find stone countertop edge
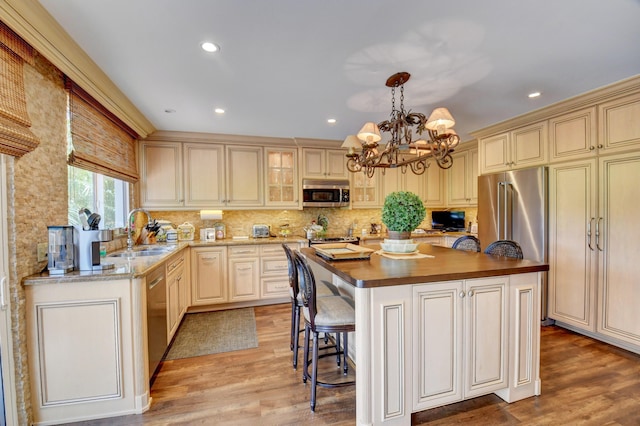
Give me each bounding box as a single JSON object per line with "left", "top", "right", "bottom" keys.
{"left": 359, "top": 231, "right": 478, "bottom": 240}
{"left": 23, "top": 237, "right": 307, "bottom": 285}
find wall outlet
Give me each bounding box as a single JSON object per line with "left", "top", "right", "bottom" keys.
{"left": 37, "top": 243, "right": 48, "bottom": 262}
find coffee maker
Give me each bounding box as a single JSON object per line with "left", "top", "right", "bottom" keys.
{"left": 74, "top": 226, "right": 115, "bottom": 271}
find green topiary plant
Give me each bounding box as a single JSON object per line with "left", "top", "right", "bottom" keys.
{"left": 381, "top": 191, "right": 426, "bottom": 236}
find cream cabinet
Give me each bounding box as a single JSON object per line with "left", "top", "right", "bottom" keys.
{"left": 447, "top": 147, "right": 478, "bottom": 206}
{"left": 598, "top": 92, "right": 640, "bottom": 154}
{"left": 139, "top": 141, "right": 183, "bottom": 208}
{"left": 549, "top": 152, "right": 640, "bottom": 351}
{"left": 191, "top": 246, "right": 228, "bottom": 305}
{"left": 228, "top": 245, "right": 260, "bottom": 302}
{"left": 596, "top": 152, "right": 640, "bottom": 348}
{"left": 166, "top": 250, "right": 188, "bottom": 340}
{"left": 378, "top": 165, "right": 445, "bottom": 207}
{"left": 478, "top": 121, "right": 547, "bottom": 174}
{"left": 302, "top": 148, "right": 348, "bottom": 179}
{"left": 412, "top": 276, "right": 508, "bottom": 410}
{"left": 226, "top": 145, "right": 263, "bottom": 207}
{"left": 260, "top": 243, "right": 299, "bottom": 299}
{"left": 183, "top": 143, "right": 225, "bottom": 207}
{"left": 549, "top": 107, "right": 598, "bottom": 162}
{"left": 548, "top": 159, "right": 598, "bottom": 331}
{"left": 25, "top": 278, "right": 148, "bottom": 424}
{"left": 264, "top": 147, "right": 299, "bottom": 208}
{"left": 140, "top": 141, "right": 263, "bottom": 209}
{"left": 351, "top": 171, "right": 382, "bottom": 208}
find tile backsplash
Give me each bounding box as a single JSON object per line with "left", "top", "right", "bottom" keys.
{"left": 145, "top": 206, "right": 478, "bottom": 239}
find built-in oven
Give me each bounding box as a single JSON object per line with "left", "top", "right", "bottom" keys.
{"left": 302, "top": 179, "right": 350, "bottom": 208}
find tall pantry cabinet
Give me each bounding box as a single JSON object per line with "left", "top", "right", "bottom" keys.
{"left": 548, "top": 90, "right": 640, "bottom": 351}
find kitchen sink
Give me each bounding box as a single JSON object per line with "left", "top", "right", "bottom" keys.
{"left": 109, "top": 246, "right": 176, "bottom": 258}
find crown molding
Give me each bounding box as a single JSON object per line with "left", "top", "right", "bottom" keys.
{"left": 0, "top": 0, "right": 155, "bottom": 138}
{"left": 471, "top": 74, "right": 640, "bottom": 139}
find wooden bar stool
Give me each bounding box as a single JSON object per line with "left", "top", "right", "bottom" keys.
{"left": 282, "top": 244, "right": 339, "bottom": 370}
{"left": 293, "top": 250, "right": 355, "bottom": 412}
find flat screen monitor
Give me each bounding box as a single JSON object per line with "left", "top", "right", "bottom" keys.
{"left": 431, "top": 210, "right": 466, "bottom": 231}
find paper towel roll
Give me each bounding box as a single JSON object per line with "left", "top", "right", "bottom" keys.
{"left": 200, "top": 210, "right": 223, "bottom": 220}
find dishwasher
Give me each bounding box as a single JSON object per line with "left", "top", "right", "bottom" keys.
{"left": 146, "top": 264, "right": 167, "bottom": 382}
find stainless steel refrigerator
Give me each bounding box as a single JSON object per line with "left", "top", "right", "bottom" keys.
{"left": 477, "top": 166, "right": 550, "bottom": 322}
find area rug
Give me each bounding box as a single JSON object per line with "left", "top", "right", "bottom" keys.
{"left": 165, "top": 308, "right": 258, "bottom": 360}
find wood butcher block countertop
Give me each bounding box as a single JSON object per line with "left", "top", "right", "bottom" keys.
{"left": 300, "top": 244, "right": 549, "bottom": 289}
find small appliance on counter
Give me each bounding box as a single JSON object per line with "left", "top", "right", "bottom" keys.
{"left": 252, "top": 224, "right": 270, "bottom": 238}
{"left": 74, "top": 226, "right": 114, "bottom": 271}
{"left": 47, "top": 225, "right": 75, "bottom": 274}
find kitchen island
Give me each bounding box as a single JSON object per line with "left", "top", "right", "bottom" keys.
{"left": 300, "top": 244, "right": 549, "bottom": 426}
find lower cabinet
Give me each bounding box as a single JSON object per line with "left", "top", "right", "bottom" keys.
{"left": 412, "top": 276, "right": 508, "bottom": 410}
{"left": 191, "top": 246, "right": 228, "bottom": 305}
{"left": 191, "top": 242, "right": 299, "bottom": 307}
{"left": 260, "top": 243, "right": 298, "bottom": 299}
{"left": 167, "top": 250, "right": 188, "bottom": 340}
{"left": 228, "top": 245, "right": 260, "bottom": 302}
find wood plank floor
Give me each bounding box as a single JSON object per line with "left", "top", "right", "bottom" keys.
{"left": 68, "top": 303, "right": 640, "bottom": 425}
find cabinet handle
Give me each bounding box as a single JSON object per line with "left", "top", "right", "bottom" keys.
{"left": 597, "top": 144, "right": 603, "bottom": 149}
{"left": 596, "top": 217, "right": 603, "bottom": 252}
{"left": 587, "top": 217, "right": 594, "bottom": 251}
{"left": 468, "top": 290, "right": 475, "bottom": 297}
{"left": 459, "top": 291, "right": 465, "bottom": 298}
{"left": 589, "top": 146, "right": 595, "bottom": 151}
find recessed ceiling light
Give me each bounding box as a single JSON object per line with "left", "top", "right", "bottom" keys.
{"left": 201, "top": 42, "right": 220, "bottom": 53}
{"left": 327, "top": 118, "right": 337, "bottom": 124}
{"left": 214, "top": 108, "right": 225, "bottom": 114}
{"left": 528, "top": 92, "right": 541, "bottom": 98}
{"left": 164, "top": 109, "right": 176, "bottom": 113}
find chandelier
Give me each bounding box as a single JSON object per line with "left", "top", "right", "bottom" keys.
{"left": 342, "top": 72, "right": 460, "bottom": 178}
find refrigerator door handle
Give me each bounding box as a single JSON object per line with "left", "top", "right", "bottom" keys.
{"left": 587, "top": 217, "right": 594, "bottom": 251}
{"left": 497, "top": 181, "right": 509, "bottom": 240}
{"left": 596, "top": 217, "right": 604, "bottom": 251}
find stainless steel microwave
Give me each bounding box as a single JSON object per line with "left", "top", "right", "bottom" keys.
{"left": 302, "top": 179, "right": 350, "bottom": 208}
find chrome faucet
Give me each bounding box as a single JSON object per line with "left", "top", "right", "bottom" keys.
{"left": 127, "top": 208, "right": 153, "bottom": 250}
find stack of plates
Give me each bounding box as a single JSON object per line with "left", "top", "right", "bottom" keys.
{"left": 380, "top": 239, "right": 419, "bottom": 254}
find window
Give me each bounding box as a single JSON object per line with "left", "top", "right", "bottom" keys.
{"left": 68, "top": 165, "right": 129, "bottom": 229}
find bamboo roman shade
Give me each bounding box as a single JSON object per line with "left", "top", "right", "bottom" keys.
{"left": 0, "top": 22, "right": 39, "bottom": 157}
{"left": 66, "top": 77, "right": 140, "bottom": 183}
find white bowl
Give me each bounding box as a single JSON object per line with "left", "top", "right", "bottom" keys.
{"left": 380, "top": 241, "right": 419, "bottom": 253}
{"left": 383, "top": 238, "right": 415, "bottom": 244}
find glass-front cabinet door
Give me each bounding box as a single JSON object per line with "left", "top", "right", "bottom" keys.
{"left": 265, "top": 147, "right": 299, "bottom": 208}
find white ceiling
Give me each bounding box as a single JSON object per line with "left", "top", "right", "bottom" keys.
{"left": 38, "top": 0, "right": 640, "bottom": 143}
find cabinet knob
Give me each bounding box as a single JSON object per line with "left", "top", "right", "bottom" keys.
{"left": 597, "top": 144, "right": 603, "bottom": 149}
{"left": 589, "top": 146, "right": 595, "bottom": 150}
{"left": 459, "top": 291, "right": 465, "bottom": 298}
{"left": 468, "top": 290, "right": 475, "bottom": 297}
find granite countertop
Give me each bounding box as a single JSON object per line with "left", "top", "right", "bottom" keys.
{"left": 23, "top": 236, "right": 307, "bottom": 285}
{"left": 301, "top": 245, "right": 548, "bottom": 289}
{"left": 359, "top": 231, "right": 477, "bottom": 241}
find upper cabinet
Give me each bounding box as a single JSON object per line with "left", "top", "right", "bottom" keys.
{"left": 377, "top": 162, "right": 446, "bottom": 208}
{"left": 302, "top": 148, "right": 348, "bottom": 179}
{"left": 351, "top": 171, "right": 382, "bottom": 208}
{"left": 225, "top": 145, "right": 264, "bottom": 207}
{"left": 447, "top": 146, "right": 478, "bottom": 207}
{"left": 478, "top": 121, "right": 547, "bottom": 174}
{"left": 549, "top": 107, "right": 597, "bottom": 162}
{"left": 598, "top": 92, "right": 640, "bottom": 155}
{"left": 139, "top": 141, "right": 184, "bottom": 208}
{"left": 264, "top": 148, "right": 299, "bottom": 208}
{"left": 183, "top": 143, "right": 225, "bottom": 207}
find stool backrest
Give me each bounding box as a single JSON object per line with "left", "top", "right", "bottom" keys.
{"left": 484, "top": 239, "right": 523, "bottom": 259}
{"left": 292, "top": 251, "right": 318, "bottom": 329}
{"left": 452, "top": 235, "right": 481, "bottom": 252}
{"left": 282, "top": 244, "right": 298, "bottom": 300}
